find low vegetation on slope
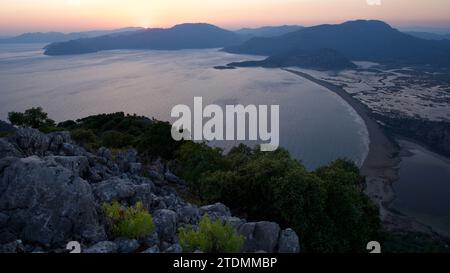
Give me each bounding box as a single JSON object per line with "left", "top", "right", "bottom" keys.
{"left": 173, "top": 142, "right": 380, "bottom": 252}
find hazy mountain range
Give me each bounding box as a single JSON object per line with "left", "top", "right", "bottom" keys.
{"left": 228, "top": 48, "right": 357, "bottom": 71}
{"left": 224, "top": 20, "right": 450, "bottom": 67}
{"left": 44, "top": 23, "right": 245, "bottom": 55}
{"left": 12, "top": 20, "right": 447, "bottom": 68}
{"left": 234, "top": 25, "right": 304, "bottom": 37}
{"left": 405, "top": 31, "right": 450, "bottom": 40}
{"left": 0, "top": 27, "right": 143, "bottom": 44}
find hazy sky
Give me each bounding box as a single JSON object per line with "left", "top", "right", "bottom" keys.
{"left": 1, "top": 0, "right": 450, "bottom": 35}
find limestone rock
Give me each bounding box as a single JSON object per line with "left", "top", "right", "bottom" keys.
{"left": 238, "top": 222, "right": 280, "bottom": 253}
{"left": 152, "top": 209, "right": 177, "bottom": 243}
{"left": 0, "top": 156, "right": 106, "bottom": 246}
{"left": 84, "top": 241, "right": 118, "bottom": 253}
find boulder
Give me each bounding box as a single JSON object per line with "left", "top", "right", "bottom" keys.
{"left": 88, "top": 162, "right": 113, "bottom": 183}
{"left": 115, "top": 238, "right": 140, "bottom": 253}
{"left": 146, "top": 194, "right": 167, "bottom": 212}
{"left": 225, "top": 217, "right": 246, "bottom": 230}
{"left": 47, "top": 131, "right": 72, "bottom": 154}
{"left": 152, "top": 209, "right": 177, "bottom": 243}
{"left": 277, "top": 228, "right": 300, "bottom": 253}
{"left": 0, "top": 240, "right": 24, "bottom": 253}
{"left": 0, "top": 156, "right": 106, "bottom": 246}
{"left": 115, "top": 149, "right": 138, "bottom": 172}
{"left": 84, "top": 241, "right": 118, "bottom": 253}
{"left": 0, "top": 138, "right": 22, "bottom": 158}
{"left": 129, "top": 163, "right": 142, "bottom": 175}
{"left": 177, "top": 204, "right": 201, "bottom": 225}
{"left": 44, "top": 156, "right": 89, "bottom": 178}
{"left": 141, "top": 232, "right": 160, "bottom": 248}
{"left": 98, "top": 147, "right": 112, "bottom": 161}
{"left": 163, "top": 193, "right": 183, "bottom": 210}
{"left": 92, "top": 177, "right": 136, "bottom": 203}
{"left": 60, "top": 143, "right": 86, "bottom": 157}
{"left": 141, "top": 245, "right": 160, "bottom": 253}
{"left": 147, "top": 160, "right": 165, "bottom": 182}
{"left": 200, "top": 203, "right": 231, "bottom": 219}
{"left": 238, "top": 222, "right": 280, "bottom": 253}
{"left": 164, "top": 243, "right": 182, "bottom": 253}
{"left": 129, "top": 183, "right": 154, "bottom": 209}
{"left": 12, "top": 127, "right": 49, "bottom": 156}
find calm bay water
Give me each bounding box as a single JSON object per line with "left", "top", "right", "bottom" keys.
{"left": 0, "top": 44, "right": 369, "bottom": 170}
{"left": 392, "top": 140, "right": 450, "bottom": 236}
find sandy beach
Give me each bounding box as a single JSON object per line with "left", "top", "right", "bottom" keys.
{"left": 283, "top": 68, "right": 441, "bottom": 236}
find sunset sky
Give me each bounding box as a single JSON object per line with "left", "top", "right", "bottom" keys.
{"left": 1, "top": 0, "right": 450, "bottom": 35}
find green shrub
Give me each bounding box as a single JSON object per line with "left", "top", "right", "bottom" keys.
{"left": 136, "top": 121, "right": 184, "bottom": 160}
{"left": 0, "top": 131, "right": 12, "bottom": 138}
{"left": 174, "top": 142, "right": 227, "bottom": 185}
{"left": 57, "top": 120, "right": 77, "bottom": 130}
{"left": 62, "top": 112, "right": 181, "bottom": 160}
{"left": 101, "top": 131, "right": 134, "bottom": 148}
{"left": 71, "top": 129, "right": 98, "bottom": 148}
{"left": 178, "top": 215, "right": 244, "bottom": 253}
{"left": 102, "top": 201, "right": 155, "bottom": 239}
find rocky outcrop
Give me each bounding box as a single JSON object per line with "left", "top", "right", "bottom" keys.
{"left": 0, "top": 138, "right": 22, "bottom": 158}
{"left": 0, "top": 156, "right": 106, "bottom": 246}
{"left": 0, "top": 126, "right": 300, "bottom": 253}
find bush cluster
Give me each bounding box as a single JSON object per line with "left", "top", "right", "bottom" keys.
{"left": 59, "top": 112, "right": 183, "bottom": 160}
{"left": 179, "top": 215, "right": 244, "bottom": 253}
{"left": 102, "top": 201, "right": 155, "bottom": 239}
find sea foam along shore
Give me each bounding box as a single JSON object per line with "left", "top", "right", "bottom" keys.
{"left": 283, "top": 68, "right": 439, "bottom": 237}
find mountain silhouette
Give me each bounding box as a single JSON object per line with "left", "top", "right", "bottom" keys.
{"left": 235, "top": 25, "right": 304, "bottom": 37}
{"left": 227, "top": 48, "right": 357, "bottom": 71}
{"left": 44, "top": 23, "right": 245, "bottom": 56}
{"left": 405, "top": 31, "right": 450, "bottom": 41}
{"left": 0, "top": 28, "right": 142, "bottom": 44}
{"left": 224, "top": 20, "right": 450, "bottom": 67}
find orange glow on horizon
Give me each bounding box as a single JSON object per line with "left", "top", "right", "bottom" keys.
{"left": 1, "top": 0, "right": 450, "bottom": 35}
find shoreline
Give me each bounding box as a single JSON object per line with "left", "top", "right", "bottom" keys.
{"left": 283, "top": 68, "right": 442, "bottom": 237}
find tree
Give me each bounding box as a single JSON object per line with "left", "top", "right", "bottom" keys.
{"left": 7, "top": 112, "right": 26, "bottom": 126}
{"left": 8, "top": 107, "right": 55, "bottom": 130}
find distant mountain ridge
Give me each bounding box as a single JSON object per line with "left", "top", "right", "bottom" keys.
{"left": 224, "top": 20, "right": 450, "bottom": 67}
{"left": 0, "top": 27, "right": 143, "bottom": 44}
{"left": 234, "top": 25, "right": 304, "bottom": 37}
{"left": 405, "top": 31, "right": 450, "bottom": 41}
{"left": 227, "top": 48, "right": 357, "bottom": 71}
{"left": 44, "top": 23, "right": 245, "bottom": 56}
